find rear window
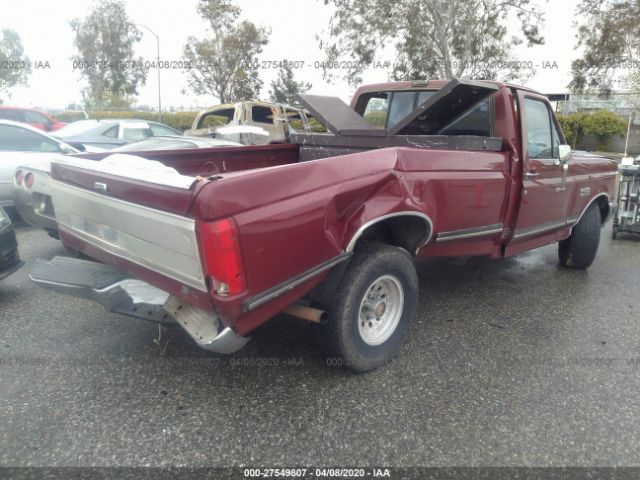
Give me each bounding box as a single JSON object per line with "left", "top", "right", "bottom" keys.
{"left": 103, "top": 126, "right": 118, "bottom": 138}
{"left": 122, "top": 128, "right": 153, "bottom": 140}
{"left": 358, "top": 92, "right": 389, "bottom": 127}
{"left": 286, "top": 108, "right": 305, "bottom": 131}
{"left": 387, "top": 91, "right": 416, "bottom": 128}
{"left": 356, "top": 90, "right": 492, "bottom": 136}
{"left": 150, "top": 123, "right": 180, "bottom": 136}
{"left": 440, "top": 100, "right": 491, "bottom": 136}
{"left": 251, "top": 106, "right": 275, "bottom": 124}
{"left": 198, "top": 108, "right": 234, "bottom": 129}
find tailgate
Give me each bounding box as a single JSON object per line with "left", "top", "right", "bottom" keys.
{"left": 49, "top": 158, "right": 207, "bottom": 292}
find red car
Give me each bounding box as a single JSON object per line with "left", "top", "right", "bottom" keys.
{"left": 32, "top": 79, "right": 617, "bottom": 371}
{"left": 0, "top": 106, "right": 66, "bottom": 132}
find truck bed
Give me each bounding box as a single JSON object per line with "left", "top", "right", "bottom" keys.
{"left": 73, "top": 142, "right": 300, "bottom": 178}
{"left": 48, "top": 143, "right": 510, "bottom": 325}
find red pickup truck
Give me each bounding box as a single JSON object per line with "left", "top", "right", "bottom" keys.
{"left": 31, "top": 79, "right": 617, "bottom": 371}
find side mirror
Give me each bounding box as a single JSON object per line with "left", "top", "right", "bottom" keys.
{"left": 558, "top": 144, "right": 572, "bottom": 164}
{"left": 60, "top": 144, "right": 76, "bottom": 154}
{"left": 68, "top": 142, "right": 86, "bottom": 152}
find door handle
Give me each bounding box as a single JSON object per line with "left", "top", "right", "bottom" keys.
{"left": 525, "top": 171, "right": 540, "bottom": 178}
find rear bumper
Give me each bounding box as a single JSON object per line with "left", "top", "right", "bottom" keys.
{"left": 30, "top": 256, "right": 249, "bottom": 354}
{"left": 13, "top": 186, "right": 58, "bottom": 233}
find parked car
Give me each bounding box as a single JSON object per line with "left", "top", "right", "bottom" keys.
{"left": 185, "top": 101, "right": 319, "bottom": 144}
{"left": 111, "top": 135, "right": 242, "bottom": 152}
{"left": 0, "top": 106, "right": 66, "bottom": 132}
{"left": 0, "top": 207, "right": 23, "bottom": 281}
{"left": 0, "top": 120, "right": 78, "bottom": 208}
{"left": 13, "top": 136, "right": 243, "bottom": 236}
{"left": 52, "top": 119, "right": 182, "bottom": 152}
{"left": 31, "top": 79, "right": 617, "bottom": 372}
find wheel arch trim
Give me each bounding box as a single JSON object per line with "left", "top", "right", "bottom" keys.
{"left": 571, "top": 192, "right": 611, "bottom": 227}
{"left": 345, "top": 211, "right": 434, "bottom": 253}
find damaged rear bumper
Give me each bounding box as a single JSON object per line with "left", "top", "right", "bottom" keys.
{"left": 30, "top": 256, "right": 249, "bottom": 354}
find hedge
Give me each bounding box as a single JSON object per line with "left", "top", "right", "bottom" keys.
{"left": 363, "top": 111, "right": 387, "bottom": 127}
{"left": 557, "top": 110, "right": 627, "bottom": 151}
{"left": 54, "top": 110, "right": 199, "bottom": 131}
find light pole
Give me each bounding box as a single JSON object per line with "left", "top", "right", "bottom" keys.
{"left": 136, "top": 23, "right": 162, "bottom": 123}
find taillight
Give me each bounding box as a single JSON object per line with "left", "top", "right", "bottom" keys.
{"left": 15, "top": 170, "right": 23, "bottom": 186}
{"left": 198, "top": 218, "right": 246, "bottom": 296}
{"left": 24, "top": 172, "right": 34, "bottom": 189}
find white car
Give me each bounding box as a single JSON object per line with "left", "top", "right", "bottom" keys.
{"left": 0, "top": 120, "right": 78, "bottom": 207}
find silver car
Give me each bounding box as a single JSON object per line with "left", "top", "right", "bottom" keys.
{"left": 0, "top": 120, "right": 77, "bottom": 208}
{"left": 52, "top": 119, "right": 182, "bottom": 152}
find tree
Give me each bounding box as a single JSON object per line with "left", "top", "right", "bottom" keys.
{"left": 569, "top": 0, "right": 640, "bottom": 94}
{"left": 183, "top": 0, "right": 269, "bottom": 103}
{"left": 0, "top": 29, "right": 31, "bottom": 100}
{"left": 319, "top": 0, "right": 544, "bottom": 86}
{"left": 558, "top": 110, "right": 626, "bottom": 150}
{"left": 269, "top": 61, "right": 312, "bottom": 105}
{"left": 70, "top": 0, "right": 147, "bottom": 108}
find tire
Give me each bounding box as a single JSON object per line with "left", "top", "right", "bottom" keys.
{"left": 325, "top": 242, "right": 419, "bottom": 372}
{"left": 558, "top": 203, "right": 602, "bottom": 269}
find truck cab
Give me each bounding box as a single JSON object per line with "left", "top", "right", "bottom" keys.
{"left": 343, "top": 80, "right": 614, "bottom": 258}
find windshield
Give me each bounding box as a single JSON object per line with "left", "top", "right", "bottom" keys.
{"left": 54, "top": 120, "right": 103, "bottom": 138}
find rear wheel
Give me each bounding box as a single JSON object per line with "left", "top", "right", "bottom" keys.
{"left": 325, "top": 242, "right": 418, "bottom": 372}
{"left": 559, "top": 203, "right": 601, "bottom": 269}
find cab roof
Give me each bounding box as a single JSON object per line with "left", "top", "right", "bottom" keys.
{"left": 350, "top": 79, "right": 542, "bottom": 107}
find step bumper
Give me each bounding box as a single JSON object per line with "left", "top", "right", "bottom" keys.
{"left": 30, "top": 256, "right": 248, "bottom": 354}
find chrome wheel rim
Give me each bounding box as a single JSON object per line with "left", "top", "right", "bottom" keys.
{"left": 357, "top": 274, "right": 404, "bottom": 346}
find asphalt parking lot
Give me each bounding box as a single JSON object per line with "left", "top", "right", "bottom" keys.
{"left": 1, "top": 220, "right": 639, "bottom": 467}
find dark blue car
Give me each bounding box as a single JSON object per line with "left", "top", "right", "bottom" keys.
{"left": 52, "top": 119, "right": 182, "bottom": 152}
{"left": 0, "top": 208, "right": 23, "bottom": 280}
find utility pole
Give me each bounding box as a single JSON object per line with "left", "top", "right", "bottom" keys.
{"left": 136, "top": 23, "right": 162, "bottom": 123}
{"left": 624, "top": 114, "right": 632, "bottom": 157}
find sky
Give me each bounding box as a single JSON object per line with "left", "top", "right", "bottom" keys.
{"left": 1, "top": 0, "right": 580, "bottom": 111}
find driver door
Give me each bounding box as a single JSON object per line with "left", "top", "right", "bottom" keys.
{"left": 509, "top": 91, "right": 572, "bottom": 249}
